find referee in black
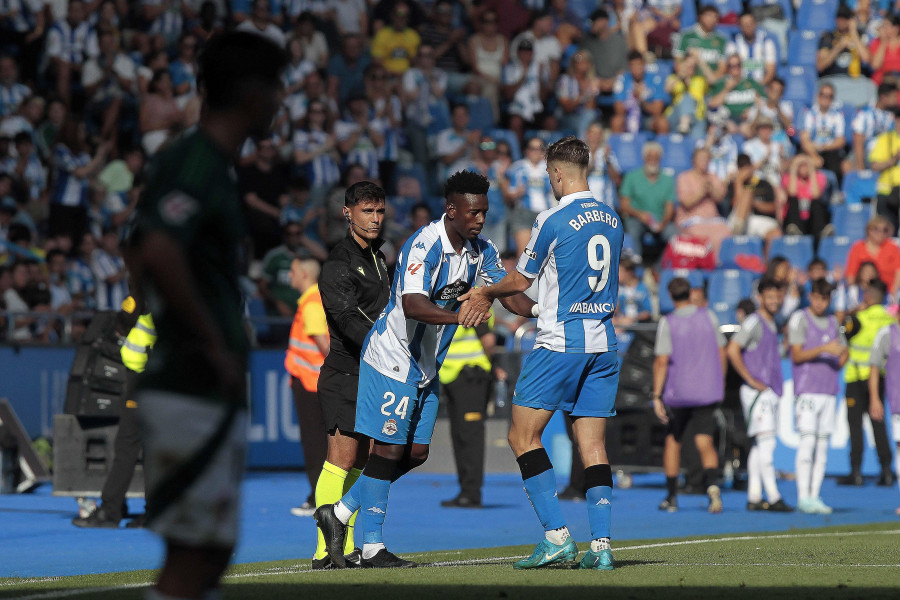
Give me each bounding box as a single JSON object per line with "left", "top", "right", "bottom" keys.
{"left": 311, "top": 181, "right": 391, "bottom": 569}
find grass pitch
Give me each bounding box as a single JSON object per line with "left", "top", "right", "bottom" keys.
{"left": 3, "top": 522, "right": 899, "bottom": 600}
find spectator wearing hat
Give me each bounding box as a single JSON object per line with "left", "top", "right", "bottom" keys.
{"left": 800, "top": 82, "right": 846, "bottom": 187}
{"left": 817, "top": 4, "right": 870, "bottom": 79}
{"left": 868, "top": 107, "right": 900, "bottom": 231}
{"left": 743, "top": 116, "right": 789, "bottom": 188}
{"left": 845, "top": 82, "right": 896, "bottom": 174}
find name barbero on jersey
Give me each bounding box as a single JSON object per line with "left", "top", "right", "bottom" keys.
{"left": 568, "top": 201, "right": 619, "bottom": 231}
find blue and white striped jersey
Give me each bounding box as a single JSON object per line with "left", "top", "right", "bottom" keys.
{"left": 802, "top": 104, "right": 846, "bottom": 145}
{"left": 362, "top": 217, "right": 507, "bottom": 387}
{"left": 725, "top": 29, "right": 777, "bottom": 83}
{"left": 0, "top": 82, "right": 31, "bottom": 117}
{"left": 45, "top": 18, "right": 96, "bottom": 65}
{"left": 852, "top": 104, "right": 894, "bottom": 155}
{"left": 51, "top": 145, "right": 90, "bottom": 207}
{"left": 517, "top": 190, "right": 623, "bottom": 354}
{"left": 506, "top": 158, "right": 555, "bottom": 212}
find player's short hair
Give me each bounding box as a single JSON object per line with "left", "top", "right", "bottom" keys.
{"left": 444, "top": 170, "right": 489, "bottom": 198}
{"left": 198, "top": 31, "right": 288, "bottom": 111}
{"left": 757, "top": 276, "right": 783, "bottom": 294}
{"left": 668, "top": 277, "right": 691, "bottom": 302}
{"left": 344, "top": 181, "right": 386, "bottom": 207}
{"left": 809, "top": 278, "right": 835, "bottom": 297}
{"left": 546, "top": 135, "right": 590, "bottom": 169}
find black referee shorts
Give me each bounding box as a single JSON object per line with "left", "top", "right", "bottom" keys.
{"left": 318, "top": 364, "right": 360, "bottom": 434}
{"left": 666, "top": 403, "right": 720, "bottom": 443}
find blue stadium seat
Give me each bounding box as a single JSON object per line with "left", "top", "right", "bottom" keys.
{"left": 659, "top": 269, "right": 707, "bottom": 315}
{"left": 426, "top": 100, "right": 451, "bottom": 136}
{"left": 769, "top": 235, "right": 815, "bottom": 269}
{"left": 795, "top": 0, "right": 839, "bottom": 33}
{"left": 525, "top": 129, "right": 568, "bottom": 147}
{"left": 488, "top": 128, "right": 521, "bottom": 161}
{"left": 568, "top": 0, "right": 595, "bottom": 23}
{"left": 842, "top": 169, "right": 877, "bottom": 205}
{"left": 832, "top": 203, "right": 872, "bottom": 241}
{"left": 748, "top": 0, "right": 794, "bottom": 22}
{"left": 817, "top": 235, "right": 854, "bottom": 270}
{"left": 247, "top": 296, "right": 270, "bottom": 341}
{"left": 707, "top": 269, "right": 755, "bottom": 325}
{"left": 779, "top": 65, "right": 817, "bottom": 105}
{"left": 464, "top": 96, "right": 496, "bottom": 133}
{"left": 681, "top": 0, "right": 697, "bottom": 27}
{"left": 838, "top": 103, "right": 856, "bottom": 129}
{"left": 645, "top": 60, "right": 673, "bottom": 81}
{"left": 608, "top": 132, "right": 652, "bottom": 174}
{"left": 658, "top": 133, "right": 694, "bottom": 174}
{"left": 718, "top": 236, "right": 765, "bottom": 270}
{"left": 787, "top": 30, "right": 821, "bottom": 68}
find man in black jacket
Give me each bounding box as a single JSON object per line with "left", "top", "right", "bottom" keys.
{"left": 311, "top": 181, "right": 391, "bottom": 569}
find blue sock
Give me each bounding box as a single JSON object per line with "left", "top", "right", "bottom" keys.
{"left": 339, "top": 480, "right": 362, "bottom": 513}
{"left": 356, "top": 474, "right": 391, "bottom": 545}
{"left": 586, "top": 485, "right": 612, "bottom": 540}
{"left": 517, "top": 449, "right": 566, "bottom": 532}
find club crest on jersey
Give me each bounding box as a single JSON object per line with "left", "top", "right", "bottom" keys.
{"left": 436, "top": 280, "right": 471, "bottom": 301}
{"left": 159, "top": 192, "right": 199, "bottom": 226}
{"left": 382, "top": 419, "right": 398, "bottom": 436}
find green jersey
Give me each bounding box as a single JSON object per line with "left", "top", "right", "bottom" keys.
{"left": 675, "top": 25, "right": 728, "bottom": 72}
{"left": 135, "top": 129, "right": 249, "bottom": 404}
{"left": 709, "top": 78, "right": 766, "bottom": 120}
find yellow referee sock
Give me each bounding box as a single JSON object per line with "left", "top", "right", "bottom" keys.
{"left": 314, "top": 461, "right": 347, "bottom": 560}
{"left": 343, "top": 467, "right": 363, "bottom": 555}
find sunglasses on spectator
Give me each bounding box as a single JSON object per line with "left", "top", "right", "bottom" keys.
{"left": 480, "top": 141, "right": 497, "bottom": 150}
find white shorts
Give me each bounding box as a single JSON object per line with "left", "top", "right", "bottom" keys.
{"left": 893, "top": 414, "right": 900, "bottom": 444}
{"left": 794, "top": 393, "right": 836, "bottom": 436}
{"left": 138, "top": 391, "right": 247, "bottom": 548}
{"left": 746, "top": 215, "right": 780, "bottom": 238}
{"left": 740, "top": 385, "right": 779, "bottom": 438}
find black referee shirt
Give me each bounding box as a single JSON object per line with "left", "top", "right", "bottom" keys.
{"left": 319, "top": 230, "right": 391, "bottom": 376}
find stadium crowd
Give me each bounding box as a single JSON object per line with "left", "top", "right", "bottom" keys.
{"left": 3, "top": 0, "right": 900, "bottom": 344}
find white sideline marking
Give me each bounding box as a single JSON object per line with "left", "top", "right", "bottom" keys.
{"left": 8, "top": 529, "right": 900, "bottom": 599}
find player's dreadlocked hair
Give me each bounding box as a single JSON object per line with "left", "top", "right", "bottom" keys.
{"left": 444, "top": 170, "right": 490, "bottom": 198}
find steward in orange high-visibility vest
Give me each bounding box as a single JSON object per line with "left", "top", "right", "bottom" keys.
{"left": 285, "top": 283, "right": 328, "bottom": 391}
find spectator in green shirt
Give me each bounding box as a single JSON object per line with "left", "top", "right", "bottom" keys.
{"left": 674, "top": 4, "right": 728, "bottom": 82}
{"left": 708, "top": 55, "right": 766, "bottom": 130}
{"left": 618, "top": 140, "right": 677, "bottom": 259}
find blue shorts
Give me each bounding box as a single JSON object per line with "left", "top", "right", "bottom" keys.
{"left": 355, "top": 361, "right": 440, "bottom": 445}
{"left": 513, "top": 348, "right": 619, "bottom": 417}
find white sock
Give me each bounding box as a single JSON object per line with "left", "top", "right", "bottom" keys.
{"left": 144, "top": 589, "right": 189, "bottom": 600}
{"left": 747, "top": 445, "right": 763, "bottom": 503}
{"left": 333, "top": 501, "right": 353, "bottom": 524}
{"left": 757, "top": 434, "right": 781, "bottom": 503}
{"left": 545, "top": 526, "right": 570, "bottom": 546}
{"left": 810, "top": 436, "right": 829, "bottom": 499}
{"left": 590, "top": 538, "right": 611, "bottom": 552}
{"left": 362, "top": 542, "right": 385, "bottom": 559}
{"left": 795, "top": 434, "right": 815, "bottom": 501}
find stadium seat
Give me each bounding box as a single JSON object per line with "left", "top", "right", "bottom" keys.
{"left": 817, "top": 235, "right": 854, "bottom": 270}
{"left": 707, "top": 269, "right": 755, "bottom": 325}
{"left": 525, "top": 129, "right": 568, "bottom": 147}
{"left": 681, "top": 0, "right": 697, "bottom": 27}
{"left": 795, "top": 0, "right": 839, "bottom": 33}
{"left": 779, "top": 65, "right": 817, "bottom": 105}
{"left": 608, "top": 132, "right": 653, "bottom": 174}
{"left": 659, "top": 269, "right": 707, "bottom": 315}
{"left": 842, "top": 170, "right": 877, "bottom": 205}
{"left": 247, "top": 296, "right": 270, "bottom": 341}
{"left": 787, "top": 30, "right": 821, "bottom": 68}
{"left": 718, "top": 236, "right": 765, "bottom": 271}
{"left": 464, "top": 97, "right": 496, "bottom": 133}
{"left": 658, "top": 134, "right": 694, "bottom": 174}
{"left": 832, "top": 203, "right": 872, "bottom": 241}
{"left": 769, "top": 235, "right": 815, "bottom": 269}
{"left": 838, "top": 103, "right": 856, "bottom": 129}
{"left": 488, "top": 128, "right": 521, "bottom": 161}
{"left": 426, "top": 100, "right": 451, "bottom": 136}
{"left": 645, "top": 60, "right": 673, "bottom": 81}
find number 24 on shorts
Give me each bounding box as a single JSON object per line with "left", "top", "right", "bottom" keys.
{"left": 381, "top": 392, "right": 410, "bottom": 420}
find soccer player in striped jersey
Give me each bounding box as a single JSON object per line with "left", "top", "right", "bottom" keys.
{"left": 315, "top": 170, "right": 535, "bottom": 568}
{"left": 460, "top": 136, "right": 623, "bottom": 570}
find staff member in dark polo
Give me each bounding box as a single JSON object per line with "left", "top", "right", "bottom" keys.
{"left": 311, "top": 181, "right": 391, "bottom": 569}
{"left": 652, "top": 277, "right": 727, "bottom": 514}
